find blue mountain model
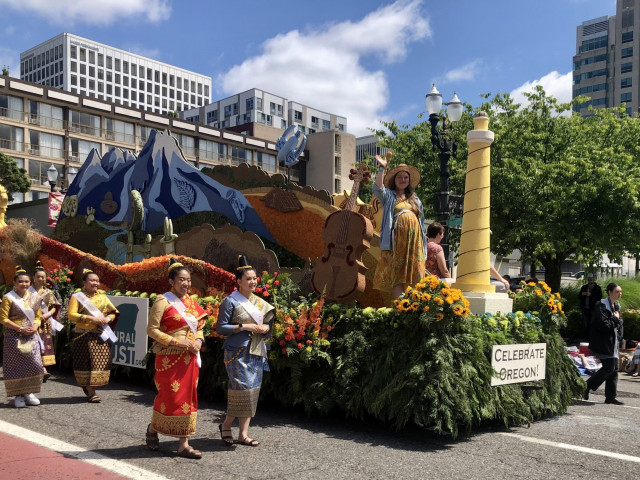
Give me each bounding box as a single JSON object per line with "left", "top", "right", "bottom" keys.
{"left": 61, "top": 129, "right": 275, "bottom": 241}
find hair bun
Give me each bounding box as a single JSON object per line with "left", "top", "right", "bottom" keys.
{"left": 236, "top": 255, "right": 252, "bottom": 271}
{"left": 15, "top": 265, "right": 27, "bottom": 274}
{"left": 168, "top": 258, "right": 184, "bottom": 273}
{"left": 82, "top": 268, "right": 93, "bottom": 275}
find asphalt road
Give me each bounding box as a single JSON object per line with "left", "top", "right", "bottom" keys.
{"left": 1, "top": 367, "right": 640, "bottom": 480}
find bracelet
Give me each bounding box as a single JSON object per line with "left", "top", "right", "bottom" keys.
{"left": 19, "top": 326, "right": 23, "bottom": 333}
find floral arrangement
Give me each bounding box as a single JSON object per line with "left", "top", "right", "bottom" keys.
{"left": 512, "top": 280, "right": 566, "bottom": 329}
{"left": 197, "top": 295, "right": 223, "bottom": 338}
{"left": 269, "top": 297, "right": 332, "bottom": 362}
{"left": 393, "top": 275, "right": 470, "bottom": 325}
{"left": 45, "top": 264, "right": 77, "bottom": 304}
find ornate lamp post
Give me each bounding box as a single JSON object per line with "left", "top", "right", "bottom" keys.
{"left": 67, "top": 167, "right": 78, "bottom": 189}
{"left": 46, "top": 164, "right": 59, "bottom": 192}
{"left": 426, "top": 83, "right": 463, "bottom": 266}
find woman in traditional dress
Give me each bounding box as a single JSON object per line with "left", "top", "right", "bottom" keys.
{"left": 31, "top": 261, "right": 62, "bottom": 381}
{"left": 67, "top": 269, "right": 119, "bottom": 403}
{"left": 0, "top": 266, "right": 44, "bottom": 408}
{"left": 216, "top": 255, "right": 275, "bottom": 447}
{"left": 145, "top": 259, "right": 206, "bottom": 459}
{"left": 372, "top": 153, "right": 427, "bottom": 299}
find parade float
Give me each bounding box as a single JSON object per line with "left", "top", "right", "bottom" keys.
{"left": 0, "top": 117, "right": 584, "bottom": 438}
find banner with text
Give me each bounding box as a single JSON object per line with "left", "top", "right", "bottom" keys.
{"left": 491, "top": 343, "right": 546, "bottom": 386}
{"left": 108, "top": 296, "right": 149, "bottom": 369}
{"left": 48, "top": 192, "right": 65, "bottom": 227}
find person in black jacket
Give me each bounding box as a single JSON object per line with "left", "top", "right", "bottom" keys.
{"left": 579, "top": 274, "right": 603, "bottom": 338}
{"left": 584, "top": 283, "right": 624, "bottom": 405}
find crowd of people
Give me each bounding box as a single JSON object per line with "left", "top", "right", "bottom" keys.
{"left": 0, "top": 255, "right": 273, "bottom": 460}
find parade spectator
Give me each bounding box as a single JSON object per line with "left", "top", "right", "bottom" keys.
{"left": 145, "top": 258, "right": 206, "bottom": 459}
{"left": 584, "top": 283, "right": 624, "bottom": 405}
{"left": 579, "top": 274, "right": 602, "bottom": 339}
{"left": 372, "top": 153, "right": 427, "bottom": 299}
{"left": 626, "top": 345, "right": 640, "bottom": 377}
{"left": 67, "top": 269, "right": 119, "bottom": 403}
{"left": 490, "top": 265, "right": 510, "bottom": 292}
{"left": 31, "top": 260, "right": 61, "bottom": 382}
{"left": 425, "top": 222, "right": 451, "bottom": 282}
{"left": 216, "top": 255, "right": 275, "bottom": 447}
{"left": 0, "top": 266, "right": 44, "bottom": 408}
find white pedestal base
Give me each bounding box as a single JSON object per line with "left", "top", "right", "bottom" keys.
{"left": 462, "top": 291, "right": 513, "bottom": 315}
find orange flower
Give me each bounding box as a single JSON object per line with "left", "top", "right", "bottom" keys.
{"left": 436, "top": 313, "right": 444, "bottom": 321}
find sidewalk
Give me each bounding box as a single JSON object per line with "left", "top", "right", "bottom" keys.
{"left": 0, "top": 430, "right": 128, "bottom": 480}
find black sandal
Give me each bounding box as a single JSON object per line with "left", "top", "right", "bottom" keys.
{"left": 237, "top": 436, "right": 260, "bottom": 447}
{"left": 146, "top": 424, "right": 159, "bottom": 451}
{"left": 219, "top": 424, "right": 234, "bottom": 447}
{"left": 177, "top": 445, "right": 202, "bottom": 459}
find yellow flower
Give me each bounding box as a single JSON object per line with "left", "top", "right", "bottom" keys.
{"left": 411, "top": 302, "right": 420, "bottom": 312}
{"left": 535, "top": 289, "right": 542, "bottom": 296}
{"left": 411, "top": 290, "right": 421, "bottom": 301}
{"left": 423, "top": 305, "right": 430, "bottom": 312}
{"left": 445, "top": 296, "right": 454, "bottom": 305}
{"left": 421, "top": 292, "right": 431, "bottom": 302}
{"left": 452, "top": 305, "right": 464, "bottom": 316}
{"left": 397, "top": 299, "right": 411, "bottom": 312}
{"left": 557, "top": 302, "right": 563, "bottom": 310}
{"left": 434, "top": 297, "right": 444, "bottom": 306}
{"left": 462, "top": 298, "right": 470, "bottom": 308}
{"left": 436, "top": 313, "right": 444, "bottom": 321}
{"left": 547, "top": 298, "right": 554, "bottom": 307}
{"left": 405, "top": 286, "right": 412, "bottom": 295}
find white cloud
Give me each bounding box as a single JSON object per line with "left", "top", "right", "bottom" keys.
{"left": 509, "top": 71, "right": 573, "bottom": 106}
{"left": 217, "top": 0, "right": 430, "bottom": 136}
{"left": 0, "top": 0, "right": 171, "bottom": 26}
{"left": 442, "top": 59, "right": 483, "bottom": 84}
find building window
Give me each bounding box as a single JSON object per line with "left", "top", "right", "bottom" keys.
{"left": 71, "top": 61, "right": 77, "bottom": 73}
{"left": 71, "top": 45, "right": 77, "bottom": 59}
{"left": 334, "top": 179, "right": 341, "bottom": 192}
{"left": 621, "top": 92, "right": 632, "bottom": 103}
{"left": 206, "top": 110, "right": 218, "bottom": 123}
{"left": 311, "top": 116, "right": 319, "bottom": 127}
{"left": 98, "top": 53, "right": 104, "bottom": 67}
{"left": 621, "top": 47, "right": 633, "bottom": 58}
{"left": 247, "top": 98, "right": 254, "bottom": 110}
{"left": 322, "top": 119, "right": 331, "bottom": 130}
{"left": 89, "top": 51, "right": 95, "bottom": 64}
{"left": 0, "top": 124, "right": 24, "bottom": 151}
{"left": 622, "top": 31, "right": 633, "bottom": 43}
{"left": 80, "top": 48, "right": 86, "bottom": 62}
{"left": 621, "top": 62, "right": 633, "bottom": 74}
{"left": 106, "top": 56, "right": 112, "bottom": 69}
{"left": 123, "top": 61, "right": 129, "bottom": 74}
{"left": 294, "top": 110, "right": 302, "bottom": 122}
{"left": 622, "top": 77, "right": 632, "bottom": 88}
{"left": 115, "top": 58, "right": 121, "bottom": 71}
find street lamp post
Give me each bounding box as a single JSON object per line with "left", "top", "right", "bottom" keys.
{"left": 67, "top": 167, "right": 78, "bottom": 189}
{"left": 425, "top": 83, "right": 463, "bottom": 267}
{"left": 46, "top": 164, "right": 59, "bottom": 192}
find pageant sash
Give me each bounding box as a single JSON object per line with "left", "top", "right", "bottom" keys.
{"left": 163, "top": 292, "right": 201, "bottom": 367}
{"left": 29, "top": 286, "right": 64, "bottom": 335}
{"left": 72, "top": 292, "right": 117, "bottom": 343}
{"left": 229, "top": 290, "right": 266, "bottom": 357}
{"left": 5, "top": 290, "right": 44, "bottom": 349}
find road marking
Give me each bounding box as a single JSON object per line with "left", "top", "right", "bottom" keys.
{"left": 0, "top": 419, "right": 170, "bottom": 480}
{"left": 499, "top": 432, "right": 640, "bottom": 464}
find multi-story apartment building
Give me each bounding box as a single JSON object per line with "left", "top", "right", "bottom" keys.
{"left": 0, "top": 76, "right": 353, "bottom": 204}
{"left": 573, "top": 0, "right": 639, "bottom": 116}
{"left": 181, "top": 88, "right": 347, "bottom": 136}
{"left": 20, "top": 33, "right": 211, "bottom": 116}
{"left": 355, "top": 135, "right": 390, "bottom": 163}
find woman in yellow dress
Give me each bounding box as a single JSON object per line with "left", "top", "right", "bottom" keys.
{"left": 372, "top": 153, "right": 427, "bottom": 299}
{"left": 67, "top": 269, "right": 119, "bottom": 403}
{"left": 31, "top": 261, "right": 61, "bottom": 381}
{"left": 0, "top": 266, "right": 44, "bottom": 407}
{"left": 145, "top": 259, "right": 206, "bottom": 459}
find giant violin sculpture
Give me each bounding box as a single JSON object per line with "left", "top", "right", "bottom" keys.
{"left": 312, "top": 164, "right": 373, "bottom": 302}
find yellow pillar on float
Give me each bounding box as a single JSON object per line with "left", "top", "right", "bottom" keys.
{"left": 453, "top": 112, "right": 512, "bottom": 313}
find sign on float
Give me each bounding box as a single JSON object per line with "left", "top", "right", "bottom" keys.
{"left": 108, "top": 296, "right": 149, "bottom": 369}
{"left": 491, "top": 343, "right": 546, "bottom": 386}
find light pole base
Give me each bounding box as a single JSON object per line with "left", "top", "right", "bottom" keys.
{"left": 461, "top": 291, "right": 513, "bottom": 316}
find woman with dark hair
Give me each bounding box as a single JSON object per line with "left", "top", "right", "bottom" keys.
{"left": 425, "top": 222, "right": 451, "bottom": 280}
{"left": 145, "top": 258, "right": 207, "bottom": 459}
{"left": 30, "top": 261, "right": 61, "bottom": 381}
{"left": 0, "top": 266, "right": 44, "bottom": 408}
{"left": 585, "top": 282, "right": 624, "bottom": 405}
{"left": 67, "top": 268, "right": 119, "bottom": 403}
{"left": 216, "top": 255, "right": 275, "bottom": 447}
{"left": 372, "top": 152, "right": 427, "bottom": 298}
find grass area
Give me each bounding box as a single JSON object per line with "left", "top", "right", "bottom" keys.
{"left": 560, "top": 275, "right": 640, "bottom": 312}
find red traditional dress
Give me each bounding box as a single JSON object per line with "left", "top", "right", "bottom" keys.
{"left": 147, "top": 291, "right": 206, "bottom": 438}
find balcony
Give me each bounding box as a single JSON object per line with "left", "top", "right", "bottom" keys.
{"left": 68, "top": 122, "right": 100, "bottom": 137}
{"left": 0, "top": 138, "right": 24, "bottom": 152}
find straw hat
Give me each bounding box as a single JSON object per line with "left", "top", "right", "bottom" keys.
{"left": 384, "top": 163, "right": 421, "bottom": 190}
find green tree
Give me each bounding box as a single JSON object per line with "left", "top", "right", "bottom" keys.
{"left": 1, "top": 66, "right": 8, "bottom": 76}
{"left": 373, "top": 87, "right": 640, "bottom": 292}
{"left": 0, "top": 152, "right": 31, "bottom": 201}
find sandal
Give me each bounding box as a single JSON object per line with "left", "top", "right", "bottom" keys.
{"left": 633, "top": 372, "right": 639, "bottom": 377}
{"left": 219, "top": 424, "right": 234, "bottom": 447}
{"left": 146, "top": 424, "right": 159, "bottom": 451}
{"left": 237, "top": 436, "right": 260, "bottom": 447}
{"left": 87, "top": 394, "right": 101, "bottom": 403}
{"left": 177, "top": 445, "right": 202, "bottom": 459}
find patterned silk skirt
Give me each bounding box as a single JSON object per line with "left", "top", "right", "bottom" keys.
{"left": 3, "top": 330, "right": 44, "bottom": 397}
{"left": 72, "top": 331, "right": 112, "bottom": 387}
{"left": 224, "top": 347, "right": 268, "bottom": 418}
{"left": 151, "top": 350, "right": 199, "bottom": 438}
{"left": 39, "top": 319, "right": 56, "bottom": 366}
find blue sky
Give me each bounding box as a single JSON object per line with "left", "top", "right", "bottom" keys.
{"left": 0, "top": 0, "right": 616, "bottom": 135}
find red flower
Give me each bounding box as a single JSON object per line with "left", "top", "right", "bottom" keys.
{"left": 274, "top": 280, "right": 280, "bottom": 286}
{"left": 255, "top": 287, "right": 263, "bottom": 293}
{"left": 279, "top": 340, "right": 286, "bottom": 346}
{"left": 327, "top": 326, "right": 332, "bottom": 331}
{"left": 274, "top": 272, "right": 278, "bottom": 277}
{"left": 68, "top": 270, "right": 74, "bottom": 275}
{"left": 281, "top": 348, "right": 287, "bottom": 354}
{"left": 66, "top": 278, "right": 71, "bottom": 283}
{"left": 54, "top": 276, "right": 59, "bottom": 281}
{"left": 256, "top": 277, "right": 261, "bottom": 283}
{"left": 306, "top": 339, "right": 312, "bottom": 345}
{"left": 297, "top": 343, "right": 303, "bottom": 349}
{"left": 264, "top": 283, "right": 270, "bottom": 289}
{"left": 262, "top": 290, "right": 269, "bottom": 297}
